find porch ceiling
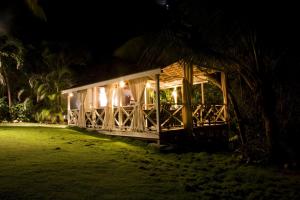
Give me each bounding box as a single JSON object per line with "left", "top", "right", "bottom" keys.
{"left": 160, "top": 62, "right": 218, "bottom": 89}
{"left": 62, "top": 61, "right": 220, "bottom": 94}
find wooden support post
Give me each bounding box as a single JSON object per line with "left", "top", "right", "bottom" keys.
{"left": 93, "top": 87, "right": 98, "bottom": 109}
{"left": 155, "top": 74, "right": 161, "bottom": 136}
{"left": 92, "top": 87, "right": 98, "bottom": 127}
{"left": 144, "top": 85, "right": 148, "bottom": 128}
{"left": 182, "top": 62, "right": 193, "bottom": 133}
{"left": 118, "top": 87, "right": 123, "bottom": 129}
{"left": 201, "top": 82, "right": 205, "bottom": 104}
{"left": 67, "top": 93, "right": 71, "bottom": 125}
{"left": 221, "top": 72, "right": 228, "bottom": 122}
{"left": 200, "top": 82, "right": 204, "bottom": 124}
{"left": 79, "top": 90, "right": 87, "bottom": 128}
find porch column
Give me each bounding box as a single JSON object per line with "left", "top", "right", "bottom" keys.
{"left": 67, "top": 93, "right": 71, "bottom": 125}
{"left": 92, "top": 87, "right": 98, "bottom": 127}
{"left": 182, "top": 63, "right": 193, "bottom": 133}
{"left": 201, "top": 83, "right": 205, "bottom": 104}
{"left": 155, "top": 74, "right": 161, "bottom": 134}
{"left": 221, "top": 72, "right": 228, "bottom": 122}
{"left": 118, "top": 86, "right": 123, "bottom": 129}
{"left": 93, "top": 87, "right": 99, "bottom": 108}
{"left": 200, "top": 83, "right": 204, "bottom": 124}
{"left": 144, "top": 85, "right": 148, "bottom": 127}
{"left": 78, "top": 90, "right": 87, "bottom": 128}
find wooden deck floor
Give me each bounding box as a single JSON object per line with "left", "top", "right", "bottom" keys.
{"left": 94, "top": 129, "right": 159, "bottom": 141}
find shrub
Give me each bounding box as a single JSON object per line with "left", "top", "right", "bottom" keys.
{"left": 35, "top": 109, "right": 64, "bottom": 123}
{"left": 0, "top": 97, "right": 10, "bottom": 121}
{"left": 9, "top": 101, "right": 33, "bottom": 122}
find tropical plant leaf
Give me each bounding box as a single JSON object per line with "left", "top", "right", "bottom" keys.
{"left": 25, "top": 0, "right": 47, "bottom": 21}
{"left": 17, "top": 89, "right": 25, "bottom": 101}
{"left": 48, "top": 94, "right": 57, "bottom": 101}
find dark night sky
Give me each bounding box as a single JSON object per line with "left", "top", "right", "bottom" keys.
{"left": 1, "top": 0, "right": 166, "bottom": 62}
{"left": 1, "top": 0, "right": 299, "bottom": 63}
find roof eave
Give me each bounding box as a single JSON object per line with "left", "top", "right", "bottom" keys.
{"left": 62, "top": 68, "right": 161, "bottom": 94}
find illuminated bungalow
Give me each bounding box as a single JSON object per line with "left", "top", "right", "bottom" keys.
{"left": 62, "top": 61, "right": 228, "bottom": 142}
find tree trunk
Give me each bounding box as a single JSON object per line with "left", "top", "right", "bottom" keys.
{"left": 7, "top": 82, "right": 12, "bottom": 108}
{"left": 207, "top": 74, "right": 246, "bottom": 145}
{"left": 260, "top": 84, "right": 280, "bottom": 161}
{"left": 228, "top": 90, "right": 246, "bottom": 145}
{"left": 4, "top": 73, "right": 12, "bottom": 108}
{"left": 58, "top": 93, "right": 62, "bottom": 111}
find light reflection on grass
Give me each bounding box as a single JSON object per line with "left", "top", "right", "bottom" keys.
{"left": 0, "top": 122, "right": 68, "bottom": 128}
{"left": 0, "top": 125, "right": 299, "bottom": 200}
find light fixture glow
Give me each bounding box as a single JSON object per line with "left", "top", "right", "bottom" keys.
{"left": 69, "top": 92, "right": 73, "bottom": 97}
{"left": 146, "top": 82, "right": 151, "bottom": 88}
{"left": 119, "top": 81, "right": 125, "bottom": 88}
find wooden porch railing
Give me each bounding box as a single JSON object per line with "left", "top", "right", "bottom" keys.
{"left": 68, "top": 109, "right": 79, "bottom": 125}
{"left": 68, "top": 104, "right": 226, "bottom": 130}
{"left": 160, "top": 104, "right": 183, "bottom": 128}
{"left": 192, "top": 104, "right": 226, "bottom": 126}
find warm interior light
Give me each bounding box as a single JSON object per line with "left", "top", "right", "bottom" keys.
{"left": 69, "top": 92, "right": 73, "bottom": 97}
{"left": 146, "top": 82, "right": 151, "bottom": 88}
{"left": 99, "top": 87, "right": 107, "bottom": 107}
{"left": 172, "top": 87, "right": 177, "bottom": 105}
{"left": 119, "top": 81, "right": 125, "bottom": 88}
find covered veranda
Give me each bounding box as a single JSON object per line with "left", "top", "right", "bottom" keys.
{"left": 62, "top": 61, "right": 228, "bottom": 141}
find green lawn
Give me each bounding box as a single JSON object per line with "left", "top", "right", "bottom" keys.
{"left": 0, "top": 126, "right": 299, "bottom": 200}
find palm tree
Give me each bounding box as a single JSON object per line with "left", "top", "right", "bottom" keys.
{"left": 29, "top": 51, "right": 73, "bottom": 122}
{"left": 25, "top": 0, "right": 47, "bottom": 21}
{"left": 0, "top": 34, "right": 23, "bottom": 108}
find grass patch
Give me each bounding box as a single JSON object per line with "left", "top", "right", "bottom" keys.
{"left": 0, "top": 126, "right": 299, "bottom": 200}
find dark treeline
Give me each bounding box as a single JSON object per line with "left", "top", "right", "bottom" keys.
{"left": 116, "top": 0, "right": 300, "bottom": 165}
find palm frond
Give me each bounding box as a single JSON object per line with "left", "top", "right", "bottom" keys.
{"left": 0, "top": 72, "right": 5, "bottom": 85}
{"left": 18, "top": 89, "right": 25, "bottom": 101}
{"left": 25, "top": 0, "right": 47, "bottom": 21}
{"left": 23, "top": 97, "right": 31, "bottom": 110}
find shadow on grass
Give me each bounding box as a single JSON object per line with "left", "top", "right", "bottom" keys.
{"left": 67, "top": 126, "right": 231, "bottom": 155}
{"left": 67, "top": 126, "right": 152, "bottom": 148}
